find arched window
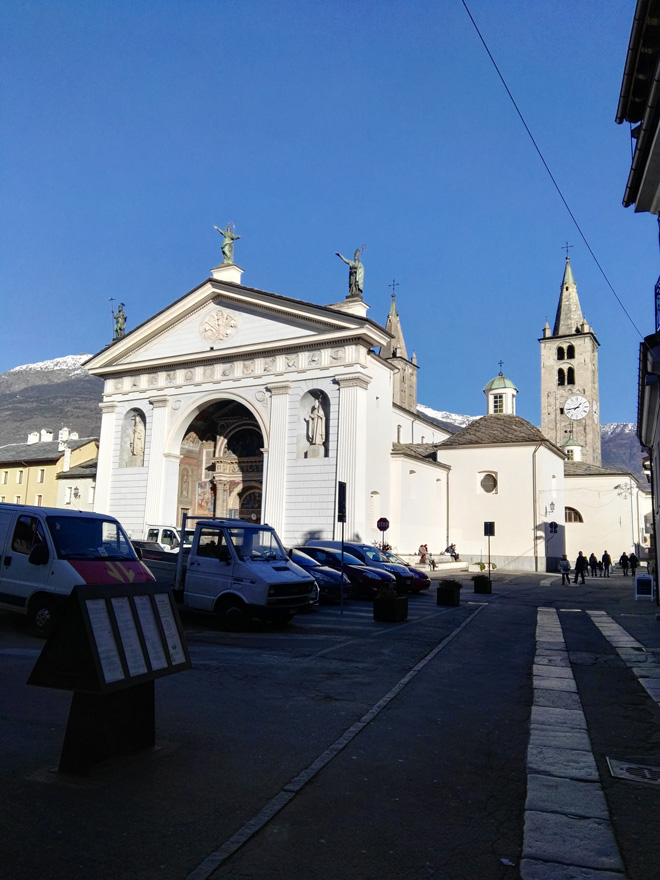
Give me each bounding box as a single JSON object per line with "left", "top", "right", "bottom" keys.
{"left": 567, "top": 366, "right": 575, "bottom": 385}
{"left": 565, "top": 507, "right": 583, "bottom": 523}
{"left": 557, "top": 346, "right": 565, "bottom": 360}
{"left": 557, "top": 369, "right": 565, "bottom": 386}
{"left": 566, "top": 344, "right": 575, "bottom": 359}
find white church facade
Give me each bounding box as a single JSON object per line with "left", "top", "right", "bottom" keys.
{"left": 85, "top": 249, "right": 649, "bottom": 572}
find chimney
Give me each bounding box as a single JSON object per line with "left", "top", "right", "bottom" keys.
{"left": 27, "top": 431, "right": 39, "bottom": 445}
{"left": 40, "top": 429, "right": 54, "bottom": 443}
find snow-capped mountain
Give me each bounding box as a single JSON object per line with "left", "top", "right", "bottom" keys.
{"left": 0, "top": 355, "right": 103, "bottom": 447}
{"left": 417, "top": 404, "right": 479, "bottom": 432}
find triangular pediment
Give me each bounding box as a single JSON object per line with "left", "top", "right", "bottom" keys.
{"left": 86, "top": 277, "right": 390, "bottom": 374}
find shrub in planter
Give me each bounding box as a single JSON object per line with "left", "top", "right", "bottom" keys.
{"left": 373, "top": 583, "right": 408, "bottom": 622}
{"left": 472, "top": 574, "right": 492, "bottom": 594}
{"left": 437, "top": 579, "right": 462, "bottom": 606}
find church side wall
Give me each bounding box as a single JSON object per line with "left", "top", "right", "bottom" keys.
{"left": 564, "top": 474, "right": 645, "bottom": 564}
{"left": 441, "top": 445, "right": 561, "bottom": 571}
{"left": 100, "top": 398, "right": 149, "bottom": 538}
{"left": 390, "top": 457, "right": 447, "bottom": 555}
{"left": 363, "top": 368, "right": 396, "bottom": 546}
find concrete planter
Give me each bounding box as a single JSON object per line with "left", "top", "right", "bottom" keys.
{"left": 437, "top": 581, "right": 462, "bottom": 606}
{"left": 472, "top": 574, "right": 492, "bottom": 594}
{"left": 373, "top": 596, "right": 408, "bottom": 622}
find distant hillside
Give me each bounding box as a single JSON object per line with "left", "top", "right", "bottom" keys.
{"left": 600, "top": 422, "right": 646, "bottom": 483}
{"left": 0, "top": 358, "right": 649, "bottom": 485}
{"left": 0, "top": 355, "right": 103, "bottom": 446}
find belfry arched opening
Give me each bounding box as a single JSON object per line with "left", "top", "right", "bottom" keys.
{"left": 177, "top": 401, "right": 263, "bottom": 524}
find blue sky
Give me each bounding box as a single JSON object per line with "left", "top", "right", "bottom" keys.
{"left": 0, "top": 1, "right": 654, "bottom": 425}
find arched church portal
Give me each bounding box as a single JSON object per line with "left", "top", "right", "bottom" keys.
{"left": 178, "top": 401, "right": 264, "bottom": 523}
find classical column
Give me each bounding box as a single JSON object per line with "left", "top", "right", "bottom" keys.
{"left": 262, "top": 383, "right": 291, "bottom": 533}
{"left": 336, "top": 375, "right": 371, "bottom": 538}
{"left": 94, "top": 403, "right": 117, "bottom": 513}
{"left": 144, "top": 396, "right": 170, "bottom": 527}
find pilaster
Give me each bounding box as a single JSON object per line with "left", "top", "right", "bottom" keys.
{"left": 336, "top": 374, "right": 371, "bottom": 538}
{"left": 94, "top": 403, "right": 117, "bottom": 513}
{"left": 262, "top": 383, "right": 291, "bottom": 533}
{"left": 144, "top": 397, "right": 170, "bottom": 526}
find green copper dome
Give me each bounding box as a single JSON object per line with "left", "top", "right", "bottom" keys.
{"left": 483, "top": 373, "right": 518, "bottom": 393}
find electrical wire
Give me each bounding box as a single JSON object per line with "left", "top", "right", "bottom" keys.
{"left": 461, "top": 0, "right": 644, "bottom": 340}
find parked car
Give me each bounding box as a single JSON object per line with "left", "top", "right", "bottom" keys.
{"left": 296, "top": 545, "right": 395, "bottom": 598}
{"left": 306, "top": 541, "right": 414, "bottom": 594}
{"left": 384, "top": 551, "right": 431, "bottom": 592}
{"left": 289, "top": 549, "right": 353, "bottom": 603}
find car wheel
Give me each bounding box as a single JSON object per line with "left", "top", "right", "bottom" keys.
{"left": 29, "top": 596, "right": 56, "bottom": 638}
{"left": 216, "top": 598, "right": 249, "bottom": 632}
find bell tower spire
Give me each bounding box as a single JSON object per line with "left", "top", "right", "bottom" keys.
{"left": 380, "top": 287, "right": 418, "bottom": 413}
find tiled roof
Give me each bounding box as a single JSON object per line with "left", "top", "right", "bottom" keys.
{"left": 564, "top": 461, "right": 636, "bottom": 478}
{"left": 438, "top": 415, "right": 561, "bottom": 453}
{"left": 0, "top": 438, "right": 96, "bottom": 465}
{"left": 392, "top": 442, "right": 449, "bottom": 466}
{"left": 55, "top": 459, "right": 98, "bottom": 479}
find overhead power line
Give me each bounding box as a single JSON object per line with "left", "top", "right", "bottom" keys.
{"left": 460, "top": 0, "right": 644, "bottom": 340}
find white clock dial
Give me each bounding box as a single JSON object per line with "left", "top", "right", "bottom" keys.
{"left": 565, "top": 395, "right": 590, "bottom": 420}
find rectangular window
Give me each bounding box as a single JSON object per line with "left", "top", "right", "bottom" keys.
{"left": 65, "top": 486, "right": 73, "bottom": 504}
{"left": 35, "top": 494, "right": 43, "bottom": 506}
{"left": 1, "top": 471, "right": 7, "bottom": 485}
{"left": 88, "top": 485, "right": 95, "bottom": 505}
{"left": 37, "top": 468, "right": 45, "bottom": 483}
{"left": 14, "top": 495, "right": 21, "bottom": 504}
{"left": 493, "top": 394, "right": 504, "bottom": 414}
{"left": 17, "top": 470, "right": 24, "bottom": 485}
{"left": 0, "top": 496, "right": 5, "bottom": 503}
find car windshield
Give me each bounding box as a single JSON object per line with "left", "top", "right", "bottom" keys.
{"left": 386, "top": 552, "right": 406, "bottom": 565}
{"left": 290, "top": 550, "right": 320, "bottom": 567}
{"left": 227, "top": 527, "right": 287, "bottom": 561}
{"left": 307, "top": 547, "right": 364, "bottom": 566}
{"left": 47, "top": 516, "right": 136, "bottom": 561}
{"left": 363, "top": 547, "right": 391, "bottom": 563}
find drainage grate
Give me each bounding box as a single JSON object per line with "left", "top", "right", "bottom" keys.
{"left": 607, "top": 757, "right": 660, "bottom": 786}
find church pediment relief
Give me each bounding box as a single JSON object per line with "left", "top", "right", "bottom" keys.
{"left": 86, "top": 280, "right": 389, "bottom": 376}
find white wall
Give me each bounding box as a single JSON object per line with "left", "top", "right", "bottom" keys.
{"left": 439, "top": 443, "right": 565, "bottom": 571}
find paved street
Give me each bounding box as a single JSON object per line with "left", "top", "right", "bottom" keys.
{"left": 1, "top": 572, "right": 659, "bottom": 880}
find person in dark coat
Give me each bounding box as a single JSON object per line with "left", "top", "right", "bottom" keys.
{"left": 602, "top": 551, "right": 612, "bottom": 577}
{"left": 629, "top": 553, "right": 639, "bottom": 577}
{"left": 619, "top": 552, "right": 629, "bottom": 576}
{"left": 574, "top": 551, "right": 588, "bottom": 584}
{"left": 588, "top": 553, "right": 598, "bottom": 578}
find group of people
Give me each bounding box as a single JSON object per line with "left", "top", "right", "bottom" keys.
{"left": 558, "top": 550, "right": 639, "bottom": 585}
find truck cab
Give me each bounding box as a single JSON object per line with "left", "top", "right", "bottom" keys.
{"left": 153, "top": 518, "right": 315, "bottom": 630}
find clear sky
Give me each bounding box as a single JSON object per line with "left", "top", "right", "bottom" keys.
{"left": 0, "top": 1, "right": 654, "bottom": 425}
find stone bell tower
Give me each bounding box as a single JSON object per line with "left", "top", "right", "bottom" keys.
{"left": 381, "top": 293, "right": 418, "bottom": 413}
{"left": 540, "top": 255, "right": 601, "bottom": 464}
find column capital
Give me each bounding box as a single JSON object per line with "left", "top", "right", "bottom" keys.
{"left": 267, "top": 383, "right": 292, "bottom": 396}
{"left": 336, "top": 374, "right": 372, "bottom": 390}
{"left": 100, "top": 402, "right": 118, "bottom": 414}
{"left": 149, "top": 396, "right": 170, "bottom": 409}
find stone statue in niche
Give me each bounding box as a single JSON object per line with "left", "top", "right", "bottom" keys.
{"left": 130, "top": 414, "right": 146, "bottom": 464}
{"left": 306, "top": 398, "right": 326, "bottom": 458}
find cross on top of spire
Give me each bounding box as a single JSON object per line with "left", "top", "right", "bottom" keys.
{"left": 562, "top": 241, "right": 573, "bottom": 258}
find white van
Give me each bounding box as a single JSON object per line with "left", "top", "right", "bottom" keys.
{"left": 0, "top": 504, "right": 154, "bottom": 636}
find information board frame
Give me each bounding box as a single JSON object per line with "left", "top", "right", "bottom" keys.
{"left": 635, "top": 573, "right": 654, "bottom": 600}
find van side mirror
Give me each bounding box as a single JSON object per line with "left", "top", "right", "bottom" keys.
{"left": 29, "top": 543, "right": 49, "bottom": 566}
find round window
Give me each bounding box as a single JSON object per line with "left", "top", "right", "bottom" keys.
{"left": 480, "top": 473, "right": 497, "bottom": 494}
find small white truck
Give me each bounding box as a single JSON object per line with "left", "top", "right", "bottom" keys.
{"left": 143, "top": 524, "right": 193, "bottom": 552}
{"left": 140, "top": 517, "right": 315, "bottom": 630}
{"left": 0, "top": 503, "right": 154, "bottom": 635}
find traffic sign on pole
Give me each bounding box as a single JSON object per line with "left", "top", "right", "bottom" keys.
{"left": 377, "top": 517, "right": 390, "bottom": 532}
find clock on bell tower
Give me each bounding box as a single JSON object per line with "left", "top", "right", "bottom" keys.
{"left": 539, "top": 255, "right": 601, "bottom": 465}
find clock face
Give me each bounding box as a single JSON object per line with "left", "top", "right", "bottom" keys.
{"left": 565, "top": 395, "right": 590, "bottom": 420}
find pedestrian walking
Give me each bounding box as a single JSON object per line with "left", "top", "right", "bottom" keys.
{"left": 629, "top": 552, "right": 639, "bottom": 577}
{"left": 597, "top": 560, "right": 604, "bottom": 577}
{"left": 574, "top": 551, "right": 587, "bottom": 584}
{"left": 588, "top": 552, "right": 598, "bottom": 578}
{"left": 559, "top": 554, "right": 571, "bottom": 585}
{"left": 619, "top": 552, "right": 629, "bottom": 576}
{"left": 602, "top": 551, "right": 612, "bottom": 577}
